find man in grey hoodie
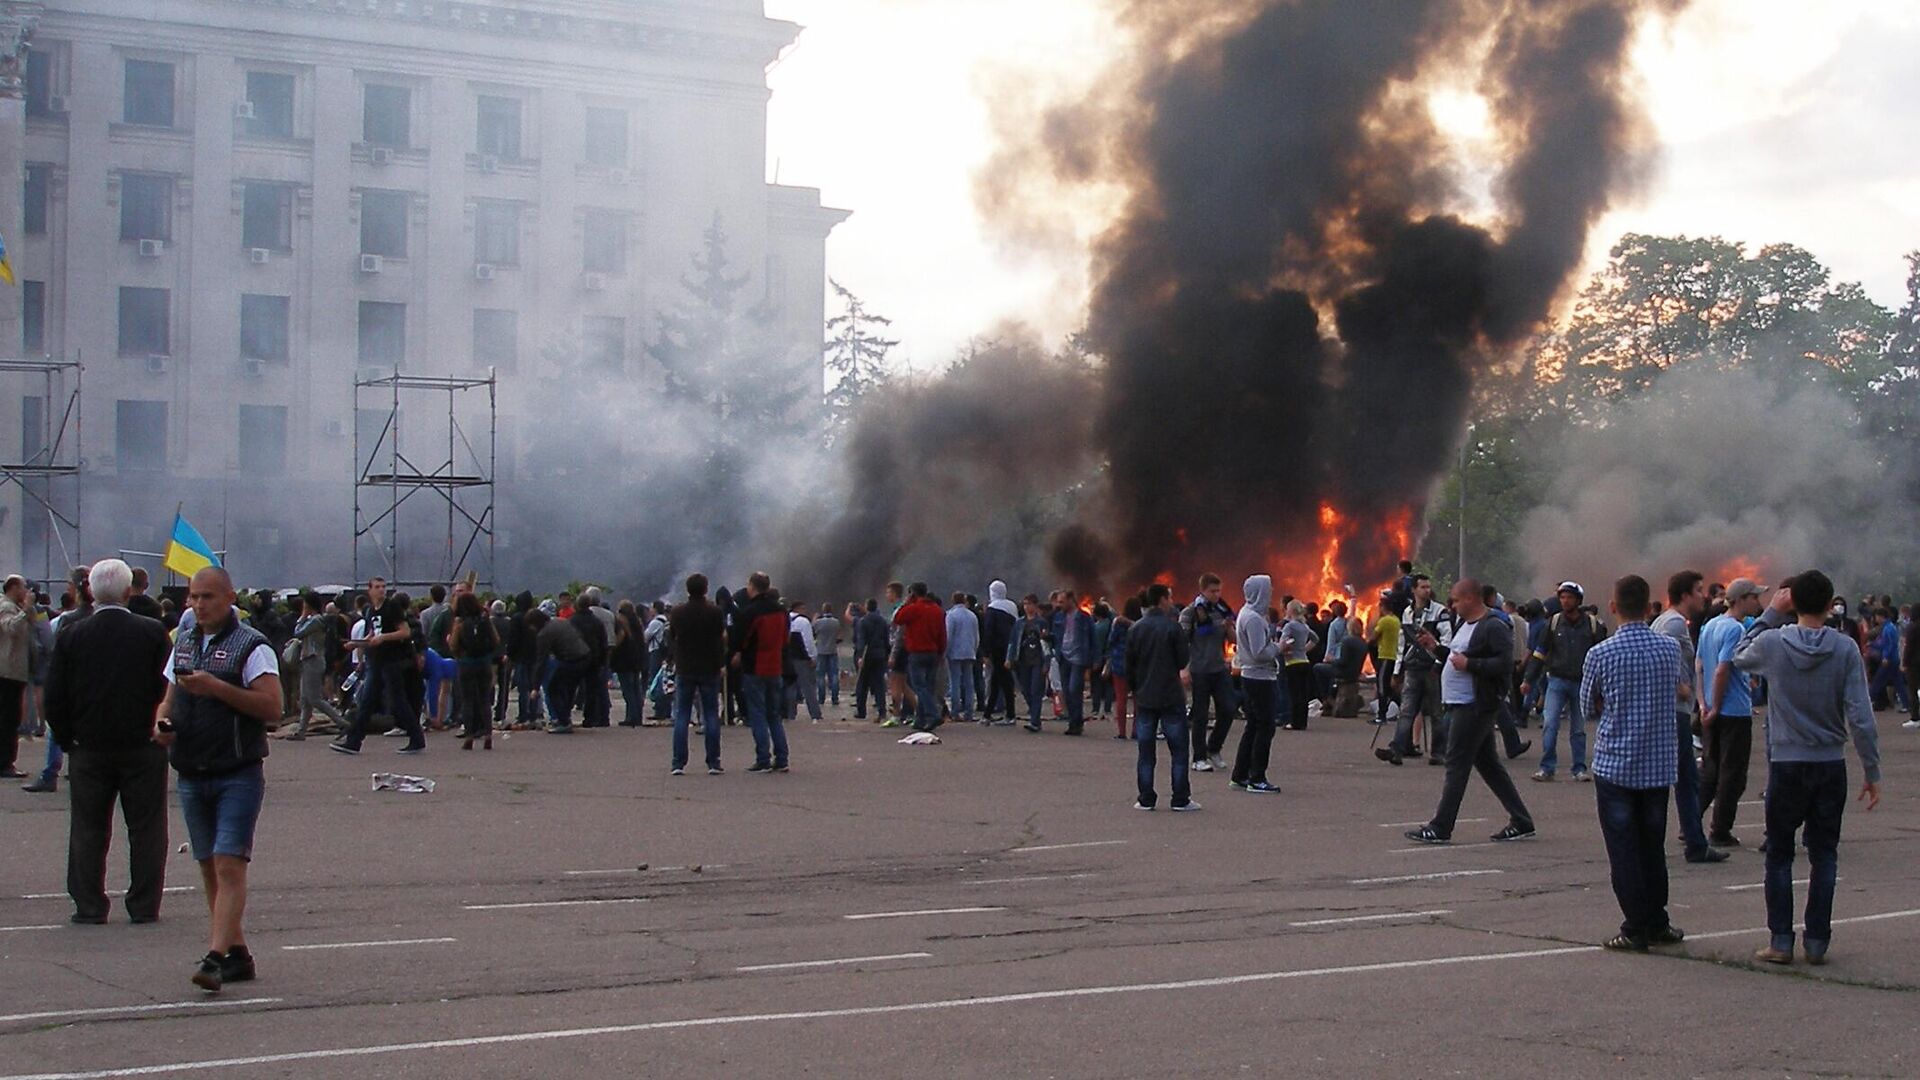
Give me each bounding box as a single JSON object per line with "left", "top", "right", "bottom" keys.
{"left": 1229, "top": 575, "right": 1283, "bottom": 794}
{"left": 1732, "top": 570, "right": 1881, "bottom": 966}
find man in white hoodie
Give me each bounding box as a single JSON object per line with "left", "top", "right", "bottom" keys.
{"left": 1228, "top": 575, "right": 1283, "bottom": 794}
{"left": 982, "top": 581, "right": 1020, "bottom": 723}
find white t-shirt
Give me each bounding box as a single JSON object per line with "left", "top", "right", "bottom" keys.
{"left": 162, "top": 624, "right": 280, "bottom": 688}
{"left": 1441, "top": 617, "right": 1481, "bottom": 705}
{"left": 789, "top": 614, "right": 817, "bottom": 660}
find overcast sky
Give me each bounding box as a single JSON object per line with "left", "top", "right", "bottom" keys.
{"left": 764, "top": 0, "right": 1920, "bottom": 370}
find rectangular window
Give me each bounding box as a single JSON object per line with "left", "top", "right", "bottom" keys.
{"left": 22, "top": 396, "right": 46, "bottom": 465}
{"left": 23, "top": 164, "right": 48, "bottom": 235}
{"left": 238, "top": 405, "right": 288, "bottom": 477}
{"left": 240, "top": 294, "right": 290, "bottom": 361}
{"left": 473, "top": 201, "right": 519, "bottom": 266}
{"left": 241, "top": 181, "right": 293, "bottom": 251}
{"left": 117, "top": 287, "right": 170, "bottom": 356}
{"left": 582, "top": 210, "right": 626, "bottom": 275}
{"left": 358, "top": 189, "right": 408, "bottom": 257}
{"left": 123, "top": 58, "right": 175, "bottom": 127}
{"left": 472, "top": 308, "right": 517, "bottom": 372}
{"left": 243, "top": 71, "right": 295, "bottom": 139}
{"left": 357, "top": 301, "right": 405, "bottom": 366}
{"left": 475, "top": 95, "right": 521, "bottom": 159}
{"left": 24, "top": 48, "right": 53, "bottom": 119}
{"left": 119, "top": 172, "right": 171, "bottom": 241}
{"left": 583, "top": 107, "right": 628, "bottom": 168}
{"left": 583, "top": 315, "right": 626, "bottom": 369}
{"left": 116, "top": 400, "right": 168, "bottom": 471}
{"left": 22, "top": 281, "right": 45, "bottom": 353}
{"left": 363, "top": 84, "right": 410, "bottom": 147}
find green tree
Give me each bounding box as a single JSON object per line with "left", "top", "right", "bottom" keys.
{"left": 823, "top": 279, "right": 898, "bottom": 444}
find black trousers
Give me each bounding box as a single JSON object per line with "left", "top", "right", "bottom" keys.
{"left": 1427, "top": 705, "right": 1533, "bottom": 838}
{"left": 1192, "top": 669, "right": 1236, "bottom": 759}
{"left": 67, "top": 742, "right": 170, "bottom": 921}
{"left": 1231, "top": 678, "right": 1277, "bottom": 785}
{"left": 1283, "top": 664, "right": 1315, "bottom": 728}
{"left": 985, "top": 661, "right": 1016, "bottom": 718}
{"left": 0, "top": 676, "right": 22, "bottom": 770}
{"left": 854, "top": 653, "right": 888, "bottom": 717}
{"left": 1698, "top": 714, "right": 1752, "bottom": 837}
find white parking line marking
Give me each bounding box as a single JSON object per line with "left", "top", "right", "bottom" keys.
{"left": 1724, "top": 877, "right": 1836, "bottom": 893}
{"left": 1290, "top": 910, "right": 1452, "bottom": 927}
{"left": 0, "top": 997, "right": 280, "bottom": 1025}
{"left": 0, "top": 925, "right": 59, "bottom": 933}
{"left": 1378, "top": 818, "right": 1484, "bottom": 828}
{"left": 1350, "top": 869, "right": 1504, "bottom": 885}
{"left": 1013, "top": 840, "right": 1127, "bottom": 853}
{"left": 18, "top": 887, "right": 194, "bottom": 901}
{"left": 960, "top": 874, "right": 1096, "bottom": 887}
{"left": 12, "top": 910, "right": 1920, "bottom": 1078}
{"left": 736, "top": 952, "right": 932, "bottom": 973}
{"left": 282, "top": 938, "right": 457, "bottom": 952}
{"left": 844, "top": 906, "right": 1005, "bottom": 921}
{"left": 462, "top": 898, "right": 648, "bottom": 911}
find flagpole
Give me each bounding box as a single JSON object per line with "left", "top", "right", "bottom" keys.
{"left": 169, "top": 501, "right": 183, "bottom": 588}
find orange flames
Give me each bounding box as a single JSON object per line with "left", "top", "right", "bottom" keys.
{"left": 1710, "top": 556, "right": 1770, "bottom": 588}
{"left": 1242, "top": 501, "right": 1415, "bottom": 625}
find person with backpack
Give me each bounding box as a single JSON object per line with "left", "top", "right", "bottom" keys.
{"left": 1009, "top": 595, "right": 1053, "bottom": 732}
{"left": 447, "top": 593, "right": 498, "bottom": 750}
{"left": 785, "top": 600, "right": 824, "bottom": 723}
{"left": 1522, "top": 581, "right": 1608, "bottom": 781}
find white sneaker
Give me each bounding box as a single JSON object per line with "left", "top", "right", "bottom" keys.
{"left": 1210, "top": 754, "right": 1227, "bottom": 771}
{"left": 1903, "top": 719, "right": 1920, "bottom": 730}
{"left": 1133, "top": 799, "right": 1154, "bottom": 811}
{"left": 1192, "top": 758, "right": 1214, "bottom": 772}
{"left": 1171, "top": 800, "right": 1202, "bottom": 812}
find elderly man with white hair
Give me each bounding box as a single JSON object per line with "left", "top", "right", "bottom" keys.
{"left": 42, "top": 558, "right": 174, "bottom": 925}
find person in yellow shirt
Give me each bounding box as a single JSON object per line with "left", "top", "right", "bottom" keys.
{"left": 1370, "top": 592, "right": 1401, "bottom": 724}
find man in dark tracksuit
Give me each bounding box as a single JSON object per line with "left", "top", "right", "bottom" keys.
{"left": 1182, "top": 574, "right": 1236, "bottom": 772}
{"left": 1127, "top": 585, "right": 1194, "bottom": 811}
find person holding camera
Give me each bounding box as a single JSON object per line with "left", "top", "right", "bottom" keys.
{"left": 157, "top": 566, "right": 282, "bottom": 992}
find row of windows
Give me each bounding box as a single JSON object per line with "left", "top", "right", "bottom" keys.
{"left": 31, "top": 171, "right": 632, "bottom": 273}
{"left": 28, "top": 51, "right": 633, "bottom": 169}
{"left": 105, "top": 400, "right": 286, "bottom": 475}
{"left": 98, "top": 286, "right": 629, "bottom": 372}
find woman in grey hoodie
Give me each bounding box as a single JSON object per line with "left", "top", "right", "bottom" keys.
{"left": 1281, "top": 601, "right": 1320, "bottom": 730}
{"left": 1230, "top": 575, "right": 1283, "bottom": 793}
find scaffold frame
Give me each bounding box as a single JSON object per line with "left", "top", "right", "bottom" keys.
{"left": 351, "top": 368, "right": 496, "bottom": 592}
{"left": 0, "top": 357, "right": 82, "bottom": 586}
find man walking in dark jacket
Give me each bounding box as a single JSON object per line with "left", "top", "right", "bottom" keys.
{"left": 851, "top": 599, "right": 890, "bottom": 721}
{"left": 44, "top": 559, "right": 173, "bottom": 925}
{"left": 1128, "top": 584, "right": 1197, "bottom": 812}
{"left": 668, "top": 574, "right": 728, "bottom": 775}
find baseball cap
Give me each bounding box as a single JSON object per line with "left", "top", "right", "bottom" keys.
{"left": 1556, "top": 581, "right": 1583, "bottom": 599}
{"left": 1724, "top": 578, "right": 1765, "bottom": 602}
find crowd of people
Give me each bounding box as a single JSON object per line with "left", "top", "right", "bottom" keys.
{"left": 5, "top": 553, "right": 1905, "bottom": 990}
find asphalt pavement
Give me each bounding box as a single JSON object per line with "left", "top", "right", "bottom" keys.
{"left": 3, "top": 701, "right": 1916, "bottom": 1079}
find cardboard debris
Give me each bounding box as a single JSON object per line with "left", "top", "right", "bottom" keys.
{"left": 371, "top": 772, "right": 436, "bottom": 794}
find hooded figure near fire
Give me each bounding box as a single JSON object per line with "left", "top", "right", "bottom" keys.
{"left": 783, "top": 0, "right": 1686, "bottom": 607}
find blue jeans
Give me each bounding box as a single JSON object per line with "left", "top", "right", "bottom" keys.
{"left": 1020, "top": 664, "right": 1047, "bottom": 728}
{"left": 948, "top": 659, "right": 977, "bottom": 720}
{"left": 616, "top": 670, "right": 643, "bottom": 726}
{"left": 817, "top": 653, "right": 840, "bottom": 705}
{"left": 37, "top": 730, "right": 63, "bottom": 784}
{"left": 513, "top": 660, "right": 537, "bottom": 720}
{"left": 742, "top": 674, "right": 788, "bottom": 767}
{"left": 1135, "top": 708, "right": 1191, "bottom": 808}
{"left": 544, "top": 658, "right": 590, "bottom": 731}
{"left": 177, "top": 762, "right": 267, "bottom": 862}
{"left": 672, "top": 675, "right": 722, "bottom": 771}
{"left": 907, "top": 653, "right": 941, "bottom": 731}
{"left": 1540, "top": 675, "right": 1587, "bottom": 775}
{"left": 1764, "top": 759, "right": 1847, "bottom": 953}
{"left": 1062, "top": 662, "right": 1086, "bottom": 728}
{"left": 1672, "top": 711, "right": 1711, "bottom": 854}
{"left": 1594, "top": 777, "right": 1671, "bottom": 940}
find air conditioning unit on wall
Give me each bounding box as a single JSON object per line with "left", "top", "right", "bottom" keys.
{"left": 138, "top": 238, "right": 165, "bottom": 258}
{"left": 370, "top": 145, "right": 394, "bottom": 165}
{"left": 249, "top": 247, "right": 271, "bottom": 265}
{"left": 145, "top": 354, "right": 170, "bottom": 374}
{"left": 474, "top": 263, "right": 496, "bottom": 282}
{"left": 360, "top": 253, "right": 383, "bottom": 274}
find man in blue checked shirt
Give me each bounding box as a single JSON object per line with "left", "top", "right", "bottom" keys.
{"left": 1581, "top": 574, "right": 1687, "bottom": 952}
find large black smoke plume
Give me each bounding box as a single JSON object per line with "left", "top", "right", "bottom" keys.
{"left": 799, "top": 0, "right": 1682, "bottom": 600}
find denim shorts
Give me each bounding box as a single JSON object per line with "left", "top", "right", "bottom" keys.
{"left": 177, "top": 762, "right": 266, "bottom": 862}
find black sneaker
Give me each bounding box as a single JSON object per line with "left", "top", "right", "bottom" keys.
{"left": 221, "top": 946, "right": 257, "bottom": 983}
{"left": 327, "top": 741, "right": 361, "bottom": 756}
{"left": 1684, "top": 846, "right": 1730, "bottom": 864}
{"left": 1708, "top": 832, "right": 1740, "bottom": 848}
{"left": 1373, "top": 747, "right": 1402, "bottom": 766}
{"left": 746, "top": 763, "right": 773, "bottom": 774}
{"left": 707, "top": 765, "right": 724, "bottom": 775}
{"left": 1490, "top": 824, "right": 1536, "bottom": 842}
{"left": 192, "top": 951, "right": 224, "bottom": 992}
{"left": 1602, "top": 934, "right": 1648, "bottom": 953}
{"left": 1403, "top": 826, "right": 1449, "bottom": 845}
{"left": 774, "top": 763, "right": 790, "bottom": 773}
{"left": 396, "top": 744, "right": 426, "bottom": 755}
{"left": 1646, "top": 925, "right": 1685, "bottom": 946}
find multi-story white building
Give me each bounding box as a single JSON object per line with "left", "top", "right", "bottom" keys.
{"left": 0, "top": 0, "right": 846, "bottom": 586}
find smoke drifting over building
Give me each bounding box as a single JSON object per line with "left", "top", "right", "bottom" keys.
{"left": 805, "top": 0, "right": 1683, "bottom": 601}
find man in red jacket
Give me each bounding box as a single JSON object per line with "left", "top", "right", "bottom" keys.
{"left": 731, "top": 572, "right": 790, "bottom": 773}
{"left": 892, "top": 582, "right": 947, "bottom": 732}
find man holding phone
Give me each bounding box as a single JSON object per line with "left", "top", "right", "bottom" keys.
{"left": 157, "top": 566, "right": 281, "bottom": 992}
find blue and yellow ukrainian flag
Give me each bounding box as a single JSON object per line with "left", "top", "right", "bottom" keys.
{"left": 163, "top": 512, "right": 221, "bottom": 577}
{"left": 0, "top": 232, "right": 14, "bottom": 286}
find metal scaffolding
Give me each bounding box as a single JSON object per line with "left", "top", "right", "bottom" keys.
{"left": 352, "top": 368, "right": 496, "bottom": 591}
{"left": 0, "top": 357, "right": 82, "bottom": 586}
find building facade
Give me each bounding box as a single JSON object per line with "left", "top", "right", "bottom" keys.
{"left": 0, "top": 0, "right": 846, "bottom": 586}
